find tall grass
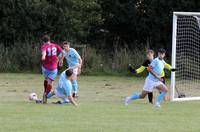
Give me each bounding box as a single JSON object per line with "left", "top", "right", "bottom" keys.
{"left": 0, "top": 42, "right": 41, "bottom": 72}
{"left": 83, "top": 46, "right": 146, "bottom": 75}
{"left": 0, "top": 42, "right": 146, "bottom": 75}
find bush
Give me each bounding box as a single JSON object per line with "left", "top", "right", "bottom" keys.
{"left": 82, "top": 46, "right": 146, "bottom": 75}
{"left": 0, "top": 42, "right": 41, "bottom": 72}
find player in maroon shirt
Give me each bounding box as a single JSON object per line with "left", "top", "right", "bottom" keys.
{"left": 41, "top": 35, "right": 64, "bottom": 104}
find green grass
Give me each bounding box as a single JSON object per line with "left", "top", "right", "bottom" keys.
{"left": 0, "top": 73, "right": 200, "bottom": 132}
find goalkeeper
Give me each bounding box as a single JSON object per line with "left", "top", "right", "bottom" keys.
{"left": 128, "top": 49, "right": 175, "bottom": 104}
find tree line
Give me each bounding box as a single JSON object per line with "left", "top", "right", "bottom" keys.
{"left": 0, "top": 0, "right": 200, "bottom": 73}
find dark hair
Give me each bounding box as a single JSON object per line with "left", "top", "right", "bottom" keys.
{"left": 158, "top": 48, "right": 166, "bottom": 54}
{"left": 63, "top": 41, "right": 70, "bottom": 46}
{"left": 65, "top": 69, "right": 73, "bottom": 77}
{"left": 147, "top": 49, "right": 154, "bottom": 54}
{"left": 42, "top": 35, "right": 50, "bottom": 43}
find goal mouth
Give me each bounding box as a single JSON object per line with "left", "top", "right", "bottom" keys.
{"left": 171, "top": 12, "right": 200, "bottom": 101}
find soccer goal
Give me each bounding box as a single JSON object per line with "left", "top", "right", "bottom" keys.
{"left": 171, "top": 12, "right": 200, "bottom": 101}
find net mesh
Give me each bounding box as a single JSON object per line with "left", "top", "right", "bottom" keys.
{"left": 175, "top": 15, "right": 200, "bottom": 98}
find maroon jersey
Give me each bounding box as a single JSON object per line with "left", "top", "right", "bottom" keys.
{"left": 41, "top": 42, "right": 62, "bottom": 70}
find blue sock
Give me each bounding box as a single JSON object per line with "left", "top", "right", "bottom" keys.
{"left": 72, "top": 80, "right": 78, "bottom": 94}
{"left": 130, "top": 93, "right": 140, "bottom": 100}
{"left": 47, "top": 92, "right": 54, "bottom": 98}
{"left": 156, "top": 92, "right": 167, "bottom": 104}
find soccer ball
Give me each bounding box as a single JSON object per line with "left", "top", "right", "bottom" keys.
{"left": 29, "top": 93, "right": 38, "bottom": 101}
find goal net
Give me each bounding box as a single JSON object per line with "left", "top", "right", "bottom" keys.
{"left": 171, "top": 12, "right": 200, "bottom": 101}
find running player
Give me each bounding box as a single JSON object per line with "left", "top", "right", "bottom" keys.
{"left": 41, "top": 35, "right": 64, "bottom": 104}
{"left": 59, "top": 41, "right": 82, "bottom": 98}
{"left": 125, "top": 48, "right": 169, "bottom": 107}
{"left": 46, "top": 69, "right": 78, "bottom": 106}
{"left": 128, "top": 50, "right": 174, "bottom": 103}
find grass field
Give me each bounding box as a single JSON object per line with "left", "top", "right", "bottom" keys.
{"left": 0, "top": 73, "right": 200, "bottom": 132}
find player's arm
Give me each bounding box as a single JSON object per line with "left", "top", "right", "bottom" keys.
{"left": 41, "top": 51, "right": 46, "bottom": 61}
{"left": 68, "top": 95, "right": 78, "bottom": 106}
{"left": 78, "top": 57, "right": 82, "bottom": 68}
{"left": 74, "top": 49, "right": 82, "bottom": 69}
{"left": 164, "top": 63, "right": 172, "bottom": 70}
{"left": 128, "top": 60, "right": 149, "bottom": 74}
{"left": 57, "top": 45, "right": 65, "bottom": 67}
{"left": 58, "top": 51, "right": 65, "bottom": 67}
{"left": 135, "top": 66, "right": 146, "bottom": 74}
{"left": 164, "top": 63, "right": 176, "bottom": 72}
{"left": 147, "top": 66, "right": 163, "bottom": 82}
{"left": 128, "top": 65, "right": 144, "bottom": 74}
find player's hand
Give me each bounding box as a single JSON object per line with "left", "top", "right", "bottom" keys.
{"left": 171, "top": 68, "right": 176, "bottom": 72}
{"left": 77, "top": 64, "right": 82, "bottom": 69}
{"left": 78, "top": 68, "right": 81, "bottom": 75}
{"left": 41, "top": 56, "right": 46, "bottom": 61}
{"left": 128, "top": 65, "right": 136, "bottom": 74}
{"left": 58, "top": 61, "right": 63, "bottom": 67}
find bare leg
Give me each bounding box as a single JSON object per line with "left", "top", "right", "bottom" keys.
{"left": 43, "top": 78, "right": 53, "bottom": 104}
{"left": 125, "top": 90, "right": 149, "bottom": 105}
{"left": 155, "top": 84, "right": 168, "bottom": 107}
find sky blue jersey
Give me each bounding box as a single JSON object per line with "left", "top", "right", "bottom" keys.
{"left": 147, "top": 57, "right": 166, "bottom": 81}
{"left": 56, "top": 71, "right": 72, "bottom": 97}
{"left": 63, "top": 48, "right": 81, "bottom": 67}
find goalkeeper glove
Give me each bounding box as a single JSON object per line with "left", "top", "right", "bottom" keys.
{"left": 171, "top": 68, "right": 176, "bottom": 72}
{"left": 128, "top": 65, "right": 136, "bottom": 74}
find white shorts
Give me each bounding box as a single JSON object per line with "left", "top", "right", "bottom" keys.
{"left": 143, "top": 78, "right": 165, "bottom": 92}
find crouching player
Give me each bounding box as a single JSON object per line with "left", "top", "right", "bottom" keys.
{"left": 125, "top": 48, "right": 168, "bottom": 107}
{"left": 46, "top": 69, "right": 78, "bottom": 106}
{"left": 59, "top": 41, "right": 82, "bottom": 98}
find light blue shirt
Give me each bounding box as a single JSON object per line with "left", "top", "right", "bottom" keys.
{"left": 147, "top": 57, "right": 166, "bottom": 81}
{"left": 63, "top": 48, "right": 80, "bottom": 67}
{"left": 56, "top": 71, "right": 72, "bottom": 97}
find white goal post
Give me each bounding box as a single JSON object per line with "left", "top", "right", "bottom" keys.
{"left": 171, "top": 12, "right": 200, "bottom": 101}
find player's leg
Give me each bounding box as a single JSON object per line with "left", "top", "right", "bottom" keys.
{"left": 42, "top": 67, "right": 48, "bottom": 103}
{"left": 72, "top": 68, "right": 79, "bottom": 98}
{"left": 147, "top": 92, "right": 153, "bottom": 104}
{"left": 125, "top": 77, "right": 154, "bottom": 105}
{"left": 155, "top": 83, "right": 168, "bottom": 107}
{"left": 42, "top": 68, "right": 58, "bottom": 104}
{"left": 125, "top": 90, "right": 149, "bottom": 105}
{"left": 47, "top": 91, "right": 55, "bottom": 98}
{"left": 143, "top": 77, "right": 154, "bottom": 104}
{"left": 161, "top": 77, "right": 168, "bottom": 102}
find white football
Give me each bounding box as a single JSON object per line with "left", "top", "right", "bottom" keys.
{"left": 29, "top": 93, "right": 38, "bottom": 101}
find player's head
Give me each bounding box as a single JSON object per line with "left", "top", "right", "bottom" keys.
{"left": 158, "top": 48, "right": 166, "bottom": 60}
{"left": 42, "top": 35, "right": 50, "bottom": 43}
{"left": 65, "top": 69, "right": 74, "bottom": 80}
{"left": 63, "top": 41, "right": 70, "bottom": 51}
{"left": 146, "top": 49, "right": 154, "bottom": 60}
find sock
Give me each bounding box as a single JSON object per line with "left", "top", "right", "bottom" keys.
{"left": 46, "top": 84, "right": 52, "bottom": 95}
{"left": 47, "top": 92, "right": 54, "bottom": 98}
{"left": 72, "top": 80, "right": 78, "bottom": 94}
{"left": 156, "top": 92, "right": 167, "bottom": 104}
{"left": 44, "top": 80, "right": 48, "bottom": 92}
{"left": 148, "top": 92, "right": 153, "bottom": 103}
{"left": 130, "top": 93, "right": 140, "bottom": 100}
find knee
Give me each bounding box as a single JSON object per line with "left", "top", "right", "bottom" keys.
{"left": 162, "top": 87, "right": 168, "bottom": 93}
{"left": 140, "top": 94, "right": 145, "bottom": 99}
